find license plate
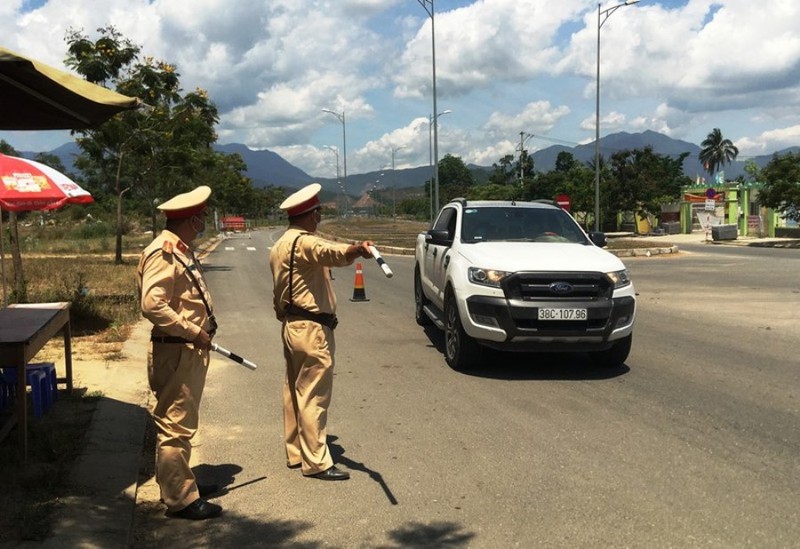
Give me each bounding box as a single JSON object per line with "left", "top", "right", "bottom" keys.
{"left": 538, "top": 308, "right": 587, "bottom": 321}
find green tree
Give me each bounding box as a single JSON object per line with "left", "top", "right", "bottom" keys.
{"left": 467, "top": 183, "right": 521, "bottom": 201}
{"left": 606, "top": 146, "right": 690, "bottom": 233}
{"left": 66, "top": 27, "right": 222, "bottom": 263}
{"left": 758, "top": 152, "right": 800, "bottom": 222}
{"left": 524, "top": 153, "right": 595, "bottom": 228}
{"left": 699, "top": 128, "right": 739, "bottom": 179}
{"left": 488, "top": 154, "right": 516, "bottom": 186}
{"left": 487, "top": 151, "right": 533, "bottom": 188}
{"left": 437, "top": 154, "right": 474, "bottom": 205}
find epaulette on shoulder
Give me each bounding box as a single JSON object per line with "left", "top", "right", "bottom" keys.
{"left": 161, "top": 240, "right": 174, "bottom": 254}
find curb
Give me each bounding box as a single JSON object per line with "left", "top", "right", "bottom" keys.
{"left": 609, "top": 245, "right": 679, "bottom": 258}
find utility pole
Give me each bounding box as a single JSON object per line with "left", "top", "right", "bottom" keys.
{"left": 518, "top": 132, "right": 533, "bottom": 186}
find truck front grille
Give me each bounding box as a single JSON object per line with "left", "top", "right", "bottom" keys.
{"left": 503, "top": 271, "right": 611, "bottom": 301}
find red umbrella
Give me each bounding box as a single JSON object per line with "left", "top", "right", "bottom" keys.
{"left": 0, "top": 153, "right": 93, "bottom": 211}
{"left": 0, "top": 153, "right": 94, "bottom": 304}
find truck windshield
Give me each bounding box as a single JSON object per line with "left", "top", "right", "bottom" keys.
{"left": 461, "top": 206, "right": 588, "bottom": 244}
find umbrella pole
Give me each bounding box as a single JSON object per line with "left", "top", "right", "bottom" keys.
{"left": 0, "top": 206, "right": 7, "bottom": 307}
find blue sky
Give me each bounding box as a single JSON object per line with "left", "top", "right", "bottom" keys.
{"left": 3, "top": 0, "right": 800, "bottom": 183}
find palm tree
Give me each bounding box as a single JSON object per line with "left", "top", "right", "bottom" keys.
{"left": 699, "top": 128, "right": 739, "bottom": 179}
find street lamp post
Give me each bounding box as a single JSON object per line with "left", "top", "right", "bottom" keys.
{"left": 428, "top": 109, "right": 451, "bottom": 221}
{"left": 595, "top": 0, "right": 639, "bottom": 232}
{"left": 322, "top": 108, "right": 347, "bottom": 210}
{"left": 324, "top": 145, "right": 341, "bottom": 216}
{"left": 418, "top": 0, "right": 444, "bottom": 214}
{"left": 391, "top": 146, "right": 404, "bottom": 219}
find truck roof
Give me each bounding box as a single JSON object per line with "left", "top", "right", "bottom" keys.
{"left": 446, "top": 198, "right": 559, "bottom": 210}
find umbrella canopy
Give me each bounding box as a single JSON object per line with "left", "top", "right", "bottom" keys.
{"left": 0, "top": 153, "right": 94, "bottom": 305}
{"left": 0, "top": 45, "right": 140, "bottom": 130}
{"left": 0, "top": 153, "right": 93, "bottom": 211}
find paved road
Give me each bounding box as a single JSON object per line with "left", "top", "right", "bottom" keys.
{"left": 134, "top": 230, "right": 800, "bottom": 547}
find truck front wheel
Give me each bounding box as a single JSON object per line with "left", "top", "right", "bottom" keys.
{"left": 589, "top": 334, "right": 632, "bottom": 368}
{"left": 444, "top": 288, "right": 481, "bottom": 370}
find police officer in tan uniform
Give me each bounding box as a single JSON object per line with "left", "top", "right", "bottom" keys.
{"left": 269, "top": 183, "right": 373, "bottom": 480}
{"left": 137, "top": 185, "right": 222, "bottom": 520}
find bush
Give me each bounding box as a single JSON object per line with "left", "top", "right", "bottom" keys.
{"left": 68, "top": 222, "right": 114, "bottom": 239}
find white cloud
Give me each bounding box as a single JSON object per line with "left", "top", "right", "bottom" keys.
{"left": 735, "top": 125, "right": 800, "bottom": 156}
{"left": 579, "top": 111, "right": 627, "bottom": 133}
{"left": 3, "top": 0, "right": 800, "bottom": 178}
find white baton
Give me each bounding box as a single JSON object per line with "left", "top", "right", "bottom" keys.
{"left": 211, "top": 343, "right": 258, "bottom": 370}
{"left": 368, "top": 245, "right": 393, "bottom": 278}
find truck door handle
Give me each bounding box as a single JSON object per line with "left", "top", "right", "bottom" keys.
{"left": 444, "top": 255, "right": 450, "bottom": 268}
{"left": 432, "top": 248, "right": 438, "bottom": 258}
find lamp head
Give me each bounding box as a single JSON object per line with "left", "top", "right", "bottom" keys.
{"left": 625, "top": 0, "right": 640, "bottom": 4}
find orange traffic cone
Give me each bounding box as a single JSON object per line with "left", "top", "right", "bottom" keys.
{"left": 350, "top": 262, "right": 370, "bottom": 302}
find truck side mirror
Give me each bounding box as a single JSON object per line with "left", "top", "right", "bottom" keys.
{"left": 588, "top": 231, "right": 607, "bottom": 247}
{"left": 426, "top": 229, "right": 453, "bottom": 246}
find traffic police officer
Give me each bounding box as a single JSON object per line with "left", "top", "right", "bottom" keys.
{"left": 137, "top": 185, "right": 222, "bottom": 520}
{"left": 269, "top": 183, "right": 373, "bottom": 480}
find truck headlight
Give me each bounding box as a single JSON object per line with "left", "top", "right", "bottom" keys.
{"left": 468, "top": 267, "right": 510, "bottom": 288}
{"left": 606, "top": 269, "right": 632, "bottom": 289}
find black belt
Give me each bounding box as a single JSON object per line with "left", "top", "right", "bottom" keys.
{"left": 285, "top": 304, "right": 338, "bottom": 330}
{"left": 151, "top": 335, "right": 192, "bottom": 344}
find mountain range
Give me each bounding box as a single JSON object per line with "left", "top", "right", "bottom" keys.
{"left": 26, "top": 130, "right": 799, "bottom": 198}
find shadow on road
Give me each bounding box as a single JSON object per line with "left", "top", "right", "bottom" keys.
{"left": 422, "top": 326, "right": 630, "bottom": 381}
{"left": 328, "top": 435, "right": 398, "bottom": 505}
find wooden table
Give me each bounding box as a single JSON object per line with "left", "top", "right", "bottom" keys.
{"left": 0, "top": 302, "right": 72, "bottom": 461}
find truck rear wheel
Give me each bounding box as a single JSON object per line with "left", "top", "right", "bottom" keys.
{"left": 589, "top": 334, "right": 632, "bottom": 368}
{"left": 444, "top": 289, "right": 481, "bottom": 370}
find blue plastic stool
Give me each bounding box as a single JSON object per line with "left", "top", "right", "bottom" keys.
{"left": 0, "top": 364, "right": 54, "bottom": 418}
{"left": 27, "top": 363, "right": 57, "bottom": 404}
{"left": 26, "top": 370, "right": 47, "bottom": 419}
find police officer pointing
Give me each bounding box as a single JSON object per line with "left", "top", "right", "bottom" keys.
{"left": 269, "top": 183, "right": 373, "bottom": 480}
{"left": 137, "top": 185, "right": 222, "bottom": 520}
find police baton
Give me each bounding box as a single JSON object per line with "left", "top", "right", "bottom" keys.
{"left": 368, "top": 245, "right": 393, "bottom": 278}
{"left": 211, "top": 343, "right": 258, "bottom": 371}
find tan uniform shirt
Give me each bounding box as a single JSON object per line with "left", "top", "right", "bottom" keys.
{"left": 269, "top": 227, "right": 352, "bottom": 320}
{"left": 137, "top": 230, "right": 214, "bottom": 340}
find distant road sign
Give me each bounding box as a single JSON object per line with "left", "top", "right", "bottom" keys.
{"left": 555, "top": 194, "right": 571, "bottom": 211}
{"left": 705, "top": 187, "right": 716, "bottom": 199}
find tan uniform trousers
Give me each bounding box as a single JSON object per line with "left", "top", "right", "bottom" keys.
{"left": 282, "top": 319, "right": 335, "bottom": 475}
{"left": 148, "top": 342, "right": 209, "bottom": 512}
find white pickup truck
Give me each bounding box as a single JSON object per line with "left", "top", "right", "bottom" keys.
{"left": 414, "top": 198, "right": 636, "bottom": 370}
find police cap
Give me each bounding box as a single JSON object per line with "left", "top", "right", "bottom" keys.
{"left": 280, "top": 183, "right": 322, "bottom": 217}
{"left": 158, "top": 186, "right": 212, "bottom": 219}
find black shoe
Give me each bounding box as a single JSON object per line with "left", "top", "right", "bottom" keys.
{"left": 305, "top": 466, "right": 350, "bottom": 481}
{"left": 286, "top": 462, "right": 302, "bottom": 470}
{"left": 198, "top": 483, "right": 220, "bottom": 497}
{"left": 170, "top": 498, "right": 223, "bottom": 520}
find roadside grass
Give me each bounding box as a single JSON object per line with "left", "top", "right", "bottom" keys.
{"left": 321, "top": 217, "right": 428, "bottom": 248}
{"left": 320, "top": 217, "right": 674, "bottom": 250}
